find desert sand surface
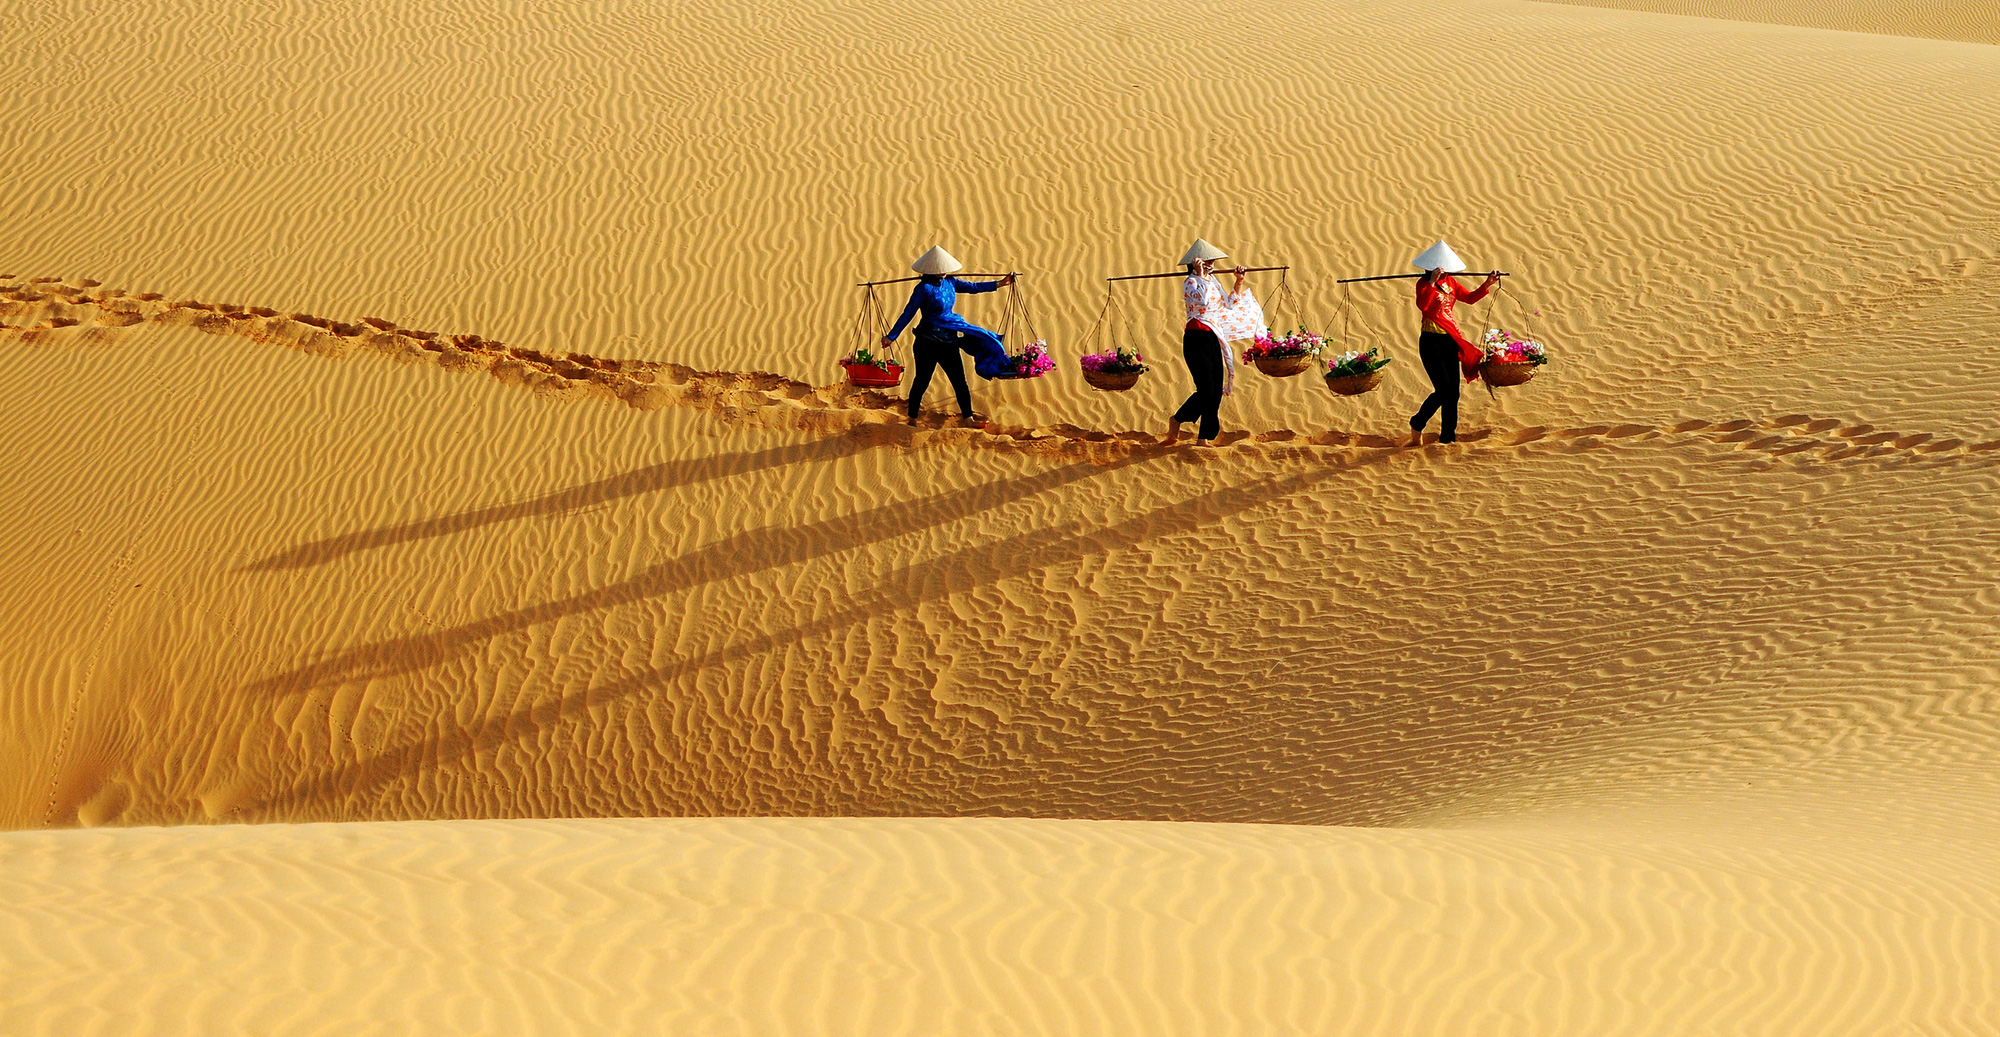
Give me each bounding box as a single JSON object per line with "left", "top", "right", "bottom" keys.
{"left": 2, "top": 0, "right": 1998, "bottom": 1032}
{"left": 6, "top": 817, "right": 1996, "bottom": 1035}
{"left": 1534, "top": 0, "right": 2000, "bottom": 44}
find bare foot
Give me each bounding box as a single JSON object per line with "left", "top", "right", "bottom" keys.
{"left": 1164, "top": 419, "right": 1182, "bottom": 445}
{"left": 1408, "top": 429, "right": 1425, "bottom": 447}
{"left": 1195, "top": 437, "right": 1214, "bottom": 448}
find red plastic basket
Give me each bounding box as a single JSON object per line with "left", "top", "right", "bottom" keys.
{"left": 842, "top": 361, "right": 903, "bottom": 388}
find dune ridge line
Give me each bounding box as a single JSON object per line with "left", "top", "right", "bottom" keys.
{"left": 5, "top": 274, "right": 1993, "bottom": 469}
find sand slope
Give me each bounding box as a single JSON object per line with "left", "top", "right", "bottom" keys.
{"left": 2, "top": 0, "right": 1998, "bottom": 1032}
{"left": 5, "top": 817, "right": 1997, "bottom": 1036}
{"left": 0, "top": 307, "right": 1995, "bottom": 833}
{"left": 1537, "top": 0, "right": 2000, "bottom": 44}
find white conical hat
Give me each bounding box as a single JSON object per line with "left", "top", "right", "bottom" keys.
{"left": 1179, "top": 238, "right": 1229, "bottom": 265}
{"left": 910, "top": 245, "right": 963, "bottom": 276}
{"left": 1411, "top": 240, "right": 1467, "bottom": 272}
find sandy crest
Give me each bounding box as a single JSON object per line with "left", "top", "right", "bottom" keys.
{"left": 3, "top": 817, "right": 1995, "bottom": 1035}
{"left": 1534, "top": 0, "right": 2000, "bottom": 43}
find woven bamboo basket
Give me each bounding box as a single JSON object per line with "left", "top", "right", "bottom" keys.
{"left": 1323, "top": 369, "right": 1386, "bottom": 396}
{"left": 842, "top": 361, "right": 903, "bottom": 388}
{"left": 1082, "top": 367, "right": 1142, "bottom": 392}
{"left": 1480, "top": 360, "right": 1537, "bottom": 387}
{"left": 1252, "top": 354, "right": 1312, "bottom": 377}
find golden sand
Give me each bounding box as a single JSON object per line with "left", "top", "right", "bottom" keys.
{"left": 6, "top": 818, "right": 1995, "bottom": 1034}
{"left": 1, "top": 0, "right": 1997, "bottom": 1031}
{"left": 1532, "top": 0, "right": 2000, "bottom": 43}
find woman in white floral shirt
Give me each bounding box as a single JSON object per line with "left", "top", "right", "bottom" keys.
{"left": 1166, "top": 239, "right": 1265, "bottom": 445}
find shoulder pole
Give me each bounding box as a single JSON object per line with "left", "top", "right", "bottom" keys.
{"left": 1107, "top": 265, "right": 1289, "bottom": 282}
{"left": 1335, "top": 271, "right": 1510, "bottom": 284}
{"left": 856, "top": 272, "right": 1015, "bottom": 287}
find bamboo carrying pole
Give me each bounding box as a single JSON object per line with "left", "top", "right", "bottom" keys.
{"left": 1336, "top": 271, "right": 1510, "bottom": 284}
{"left": 1107, "top": 265, "right": 1288, "bottom": 282}
{"left": 856, "top": 272, "right": 1015, "bottom": 287}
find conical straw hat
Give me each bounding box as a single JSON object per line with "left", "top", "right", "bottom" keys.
{"left": 1411, "top": 240, "right": 1468, "bottom": 272}
{"left": 1179, "top": 238, "right": 1229, "bottom": 265}
{"left": 910, "top": 245, "right": 963, "bottom": 276}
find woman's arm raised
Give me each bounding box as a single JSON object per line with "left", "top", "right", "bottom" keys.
{"left": 883, "top": 283, "right": 926, "bottom": 344}
{"left": 953, "top": 275, "right": 1006, "bottom": 295}
{"left": 1458, "top": 271, "right": 1502, "bottom": 304}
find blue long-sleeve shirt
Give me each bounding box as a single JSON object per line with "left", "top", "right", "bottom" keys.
{"left": 885, "top": 277, "right": 1001, "bottom": 343}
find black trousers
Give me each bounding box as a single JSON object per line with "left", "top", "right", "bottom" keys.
{"left": 909, "top": 336, "right": 973, "bottom": 420}
{"left": 1173, "top": 326, "right": 1226, "bottom": 440}
{"left": 1409, "top": 331, "right": 1463, "bottom": 442}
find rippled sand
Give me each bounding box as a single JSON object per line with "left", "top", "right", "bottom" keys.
{"left": 1, "top": 0, "right": 1996, "bottom": 1032}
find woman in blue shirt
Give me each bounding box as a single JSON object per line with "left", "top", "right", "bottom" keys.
{"left": 881, "top": 246, "right": 1015, "bottom": 424}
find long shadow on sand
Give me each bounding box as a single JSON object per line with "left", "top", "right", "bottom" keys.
{"left": 242, "top": 435, "right": 887, "bottom": 572}
{"left": 238, "top": 430, "right": 2000, "bottom": 819}
{"left": 245, "top": 449, "right": 1162, "bottom": 699}
{"left": 250, "top": 446, "right": 1411, "bottom": 816}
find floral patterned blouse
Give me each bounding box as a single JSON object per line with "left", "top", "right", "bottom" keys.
{"left": 1182, "top": 274, "right": 1265, "bottom": 343}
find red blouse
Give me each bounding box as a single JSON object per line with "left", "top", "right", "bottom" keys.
{"left": 1416, "top": 275, "right": 1493, "bottom": 381}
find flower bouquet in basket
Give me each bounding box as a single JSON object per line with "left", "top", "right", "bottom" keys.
{"left": 1322, "top": 346, "right": 1392, "bottom": 397}
{"left": 995, "top": 339, "right": 1056, "bottom": 380}
{"left": 839, "top": 344, "right": 902, "bottom": 388}
{"left": 1480, "top": 328, "right": 1547, "bottom": 387}
{"left": 1079, "top": 345, "right": 1148, "bottom": 392}
{"left": 1242, "top": 329, "right": 1324, "bottom": 377}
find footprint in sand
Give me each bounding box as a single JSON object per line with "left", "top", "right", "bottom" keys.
{"left": 12, "top": 273, "right": 1995, "bottom": 471}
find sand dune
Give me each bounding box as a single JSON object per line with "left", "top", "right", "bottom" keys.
{"left": 1537, "top": 0, "right": 2000, "bottom": 44}
{"left": 2, "top": 0, "right": 1998, "bottom": 1032}
{"left": 2, "top": 309, "right": 1995, "bottom": 833}
{"left": 5, "top": 818, "right": 1996, "bottom": 1035}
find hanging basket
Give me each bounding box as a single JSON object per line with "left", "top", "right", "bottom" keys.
{"left": 1324, "top": 369, "right": 1385, "bottom": 396}
{"left": 992, "top": 340, "right": 1055, "bottom": 380}
{"left": 1252, "top": 354, "right": 1312, "bottom": 378}
{"left": 1480, "top": 360, "right": 1537, "bottom": 387}
{"left": 1082, "top": 368, "right": 1141, "bottom": 392}
{"left": 842, "top": 360, "right": 903, "bottom": 388}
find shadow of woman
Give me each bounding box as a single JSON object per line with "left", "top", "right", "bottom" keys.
{"left": 245, "top": 448, "right": 1412, "bottom": 817}
{"left": 240, "top": 433, "right": 887, "bottom": 572}
{"left": 244, "top": 450, "right": 1164, "bottom": 700}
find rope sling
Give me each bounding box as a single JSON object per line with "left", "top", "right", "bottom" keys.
{"left": 1080, "top": 280, "right": 1129, "bottom": 359}
{"left": 847, "top": 273, "right": 1046, "bottom": 385}
{"left": 1078, "top": 265, "right": 1293, "bottom": 389}
{"left": 843, "top": 282, "right": 904, "bottom": 387}
{"left": 849, "top": 263, "right": 1543, "bottom": 394}
{"left": 1077, "top": 279, "right": 1147, "bottom": 391}
{"left": 1317, "top": 267, "right": 1552, "bottom": 396}
{"left": 1483, "top": 275, "right": 1549, "bottom": 392}
{"left": 854, "top": 283, "right": 893, "bottom": 360}
{"left": 991, "top": 278, "right": 1050, "bottom": 378}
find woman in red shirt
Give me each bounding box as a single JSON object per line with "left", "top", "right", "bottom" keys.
{"left": 1409, "top": 253, "right": 1500, "bottom": 445}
